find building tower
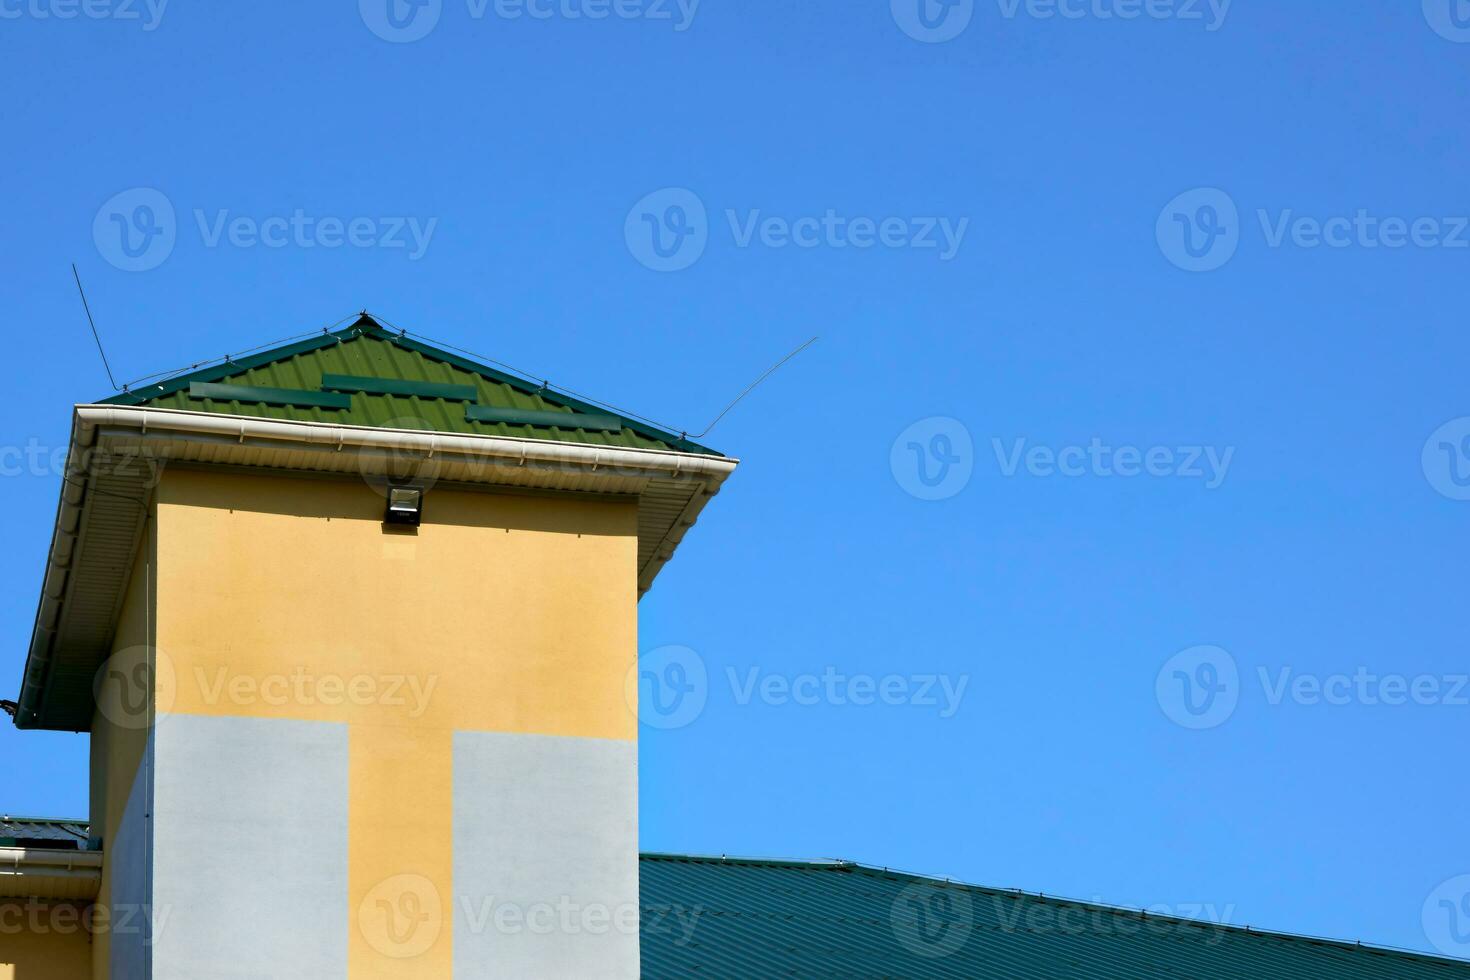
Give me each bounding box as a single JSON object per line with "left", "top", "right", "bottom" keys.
{"left": 11, "top": 314, "right": 735, "bottom": 978}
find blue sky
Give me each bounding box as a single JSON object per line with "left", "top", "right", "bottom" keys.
{"left": 2, "top": 0, "right": 1469, "bottom": 960}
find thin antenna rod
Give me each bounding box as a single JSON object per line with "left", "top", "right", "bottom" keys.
{"left": 372, "top": 309, "right": 817, "bottom": 443}
{"left": 72, "top": 264, "right": 119, "bottom": 391}
{"left": 691, "top": 336, "right": 818, "bottom": 439}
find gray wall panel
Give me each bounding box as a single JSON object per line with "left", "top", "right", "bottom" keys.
{"left": 109, "top": 732, "right": 152, "bottom": 980}
{"left": 453, "top": 731, "right": 639, "bottom": 979}
{"left": 151, "top": 713, "right": 349, "bottom": 980}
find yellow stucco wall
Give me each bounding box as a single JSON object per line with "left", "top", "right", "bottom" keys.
{"left": 154, "top": 468, "right": 639, "bottom": 738}
{"left": 150, "top": 467, "right": 640, "bottom": 978}
{"left": 0, "top": 902, "right": 92, "bottom": 980}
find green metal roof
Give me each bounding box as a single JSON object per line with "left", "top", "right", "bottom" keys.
{"left": 0, "top": 815, "right": 90, "bottom": 849}
{"left": 3, "top": 823, "right": 1461, "bottom": 975}
{"left": 98, "top": 314, "right": 719, "bottom": 456}
{"left": 639, "top": 855, "right": 1470, "bottom": 979}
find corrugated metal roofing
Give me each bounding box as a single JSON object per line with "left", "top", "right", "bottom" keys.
{"left": 11, "top": 821, "right": 1448, "bottom": 977}
{"left": 639, "top": 855, "right": 1470, "bottom": 979}
{"left": 0, "top": 815, "right": 89, "bottom": 848}
{"left": 99, "top": 314, "right": 719, "bottom": 456}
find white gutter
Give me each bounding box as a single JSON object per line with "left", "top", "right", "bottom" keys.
{"left": 73, "top": 405, "right": 739, "bottom": 482}
{"left": 0, "top": 846, "right": 103, "bottom": 900}
{"left": 0, "top": 847, "right": 103, "bottom": 877}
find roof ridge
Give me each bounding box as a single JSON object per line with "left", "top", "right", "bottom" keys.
{"left": 639, "top": 851, "right": 857, "bottom": 869}
{"left": 99, "top": 315, "right": 375, "bottom": 405}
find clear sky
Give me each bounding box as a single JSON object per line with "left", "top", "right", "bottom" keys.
{"left": 2, "top": 0, "right": 1468, "bottom": 960}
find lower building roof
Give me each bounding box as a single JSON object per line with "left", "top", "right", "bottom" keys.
{"left": 0, "top": 815, "right": 90, "bottom": 850}
{"left": 1, "top": 821, "right": 1463, "bottom": 977}
{"left": 641, "top": 854, "right": 1468, "bottom": 979}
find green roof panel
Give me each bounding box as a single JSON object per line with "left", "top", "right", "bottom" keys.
{"left": 102, "top": 315, "right": 718, "bottom": 456}
{"left": 2, "top": 824, "right": 1456, "bottom": 977}
{"left": 639, "top": 855, "right": 1470, "bottom": 979}
{"left": 320, "top": 373, "right": 479, "bottom": 402}
{"left": 465, "top": 405, "right": 623, "bottom": 432}
{"left": 189, "top": 382, "right": 352, "bottom": 410}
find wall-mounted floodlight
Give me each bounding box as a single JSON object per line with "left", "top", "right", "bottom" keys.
{"left": 385, "top": 487, "right": 423, "bottom": 526}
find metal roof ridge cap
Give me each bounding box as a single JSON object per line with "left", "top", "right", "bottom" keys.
{"left": 76, "top": 404, "right": 739, "bottom": 472}
{"left": 639, "top": 852, "right": 857, "bottom": 868}
{"left": 96, "top": 322, "right": 364, "bottom": 406}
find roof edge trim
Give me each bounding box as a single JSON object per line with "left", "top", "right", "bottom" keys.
{"left": 75, "top": 405, "right": 734, "bottom": 474}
